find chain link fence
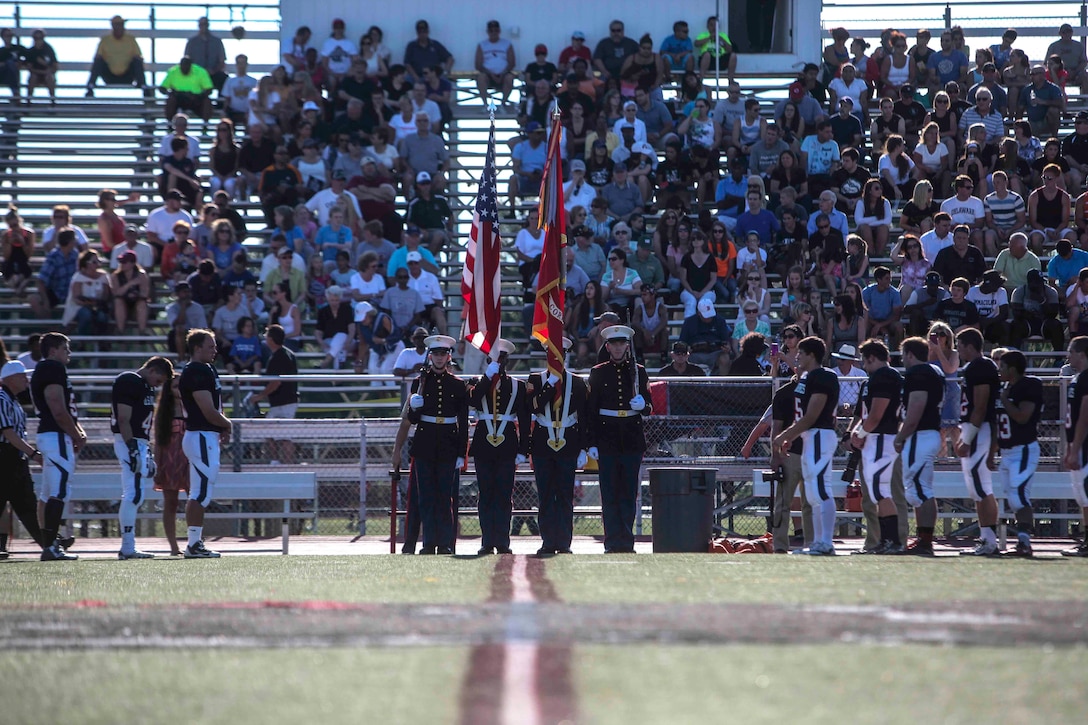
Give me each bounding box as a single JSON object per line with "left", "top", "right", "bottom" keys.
{"left": 37, "top": 374, "right": 1075, "bottom": 540}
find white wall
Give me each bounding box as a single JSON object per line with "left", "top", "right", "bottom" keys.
{"left": 280, "top": 0, "right": 822, "bottom": 76}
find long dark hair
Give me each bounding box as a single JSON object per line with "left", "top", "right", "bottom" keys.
{"left": 154, "top": 374, "right": 179, "bottom": 448}
{"left": 577, "top": 280, "right": 607, "bottom": 328}
{"left": 834, "top": 294, "right": 856, "bottom": 324}
{"left": 862, "top": 178, "right": 887, "bottom": 218}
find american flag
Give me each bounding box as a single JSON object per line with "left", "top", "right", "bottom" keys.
{"left": 461, "top": 116, "right": 502, "bottom": 355}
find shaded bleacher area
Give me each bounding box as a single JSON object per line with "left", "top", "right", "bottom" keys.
{"left": 1, "top": 19, "right": 1086, "bottom": 381}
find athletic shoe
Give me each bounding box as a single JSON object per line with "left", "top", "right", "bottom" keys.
{"left": 805, "top": 541, "right": 835, "bottom": 556}
{"left": 962, "top": 540, "right": 1001, "bottom": 557}
{"left": 902, "top": 539, "right": 935, "bottom": 557}
{"left": 851, "top": 544, "right": 883, "bottom": 555}
{"left": 58, "top": 535, "right": 75, "bottom": 550}
{"left": 0, "top": 550, "right": 8, "bottom": 560}
{"left": 183, "top": 541, "right": 221, "bottom": 559}
{"left": 1006, "top": 541, "right": 1033, "bottom": 558}
{"left": 41, "top": 543, "right": 78, "bottom": 561}
{"left": 878, "top": 542, "right": 905, "bottom": 555}
{"left": 118, "top": 550, "right": 154, "bottom": 560}
{"left": 1060, "top": 544, "right": 1088, "bottom": 558}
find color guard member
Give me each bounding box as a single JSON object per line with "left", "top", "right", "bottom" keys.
{"left": 407, "top": 334, "right": 469, "bottom": 555}
{"left": 469, "top": 339, "right": 531, "bottom": 555}
{"left": 529, "top": 337, "right": 589, "bottom": 556}
{"left": 586, "top": 325, "right": 652, "bottom": 554}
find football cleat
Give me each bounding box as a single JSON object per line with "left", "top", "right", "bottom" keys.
{"left": 962, "top": 540, "right": 1001, "bottom": 557}
{"left": 1060, "top": 544, "right": 1088, "bottom": 558}
{"left": 41, "top": 543, "right": 78, "bottom": 561}
{"left": 183, "top": 541, "right": 221, "bottom": 559}
{"left": 118, "top": 550, "right": 154, "bottom": 560}
{"left": 902, "top": 539, "right": 935, "bottom": 557}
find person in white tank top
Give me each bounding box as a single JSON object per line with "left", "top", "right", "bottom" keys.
{"left": 476, "top": 21, "right": 515, "bottom": 105}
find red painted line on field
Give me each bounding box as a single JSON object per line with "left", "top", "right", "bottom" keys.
{"left": 459, "top": 555, "right": 576, "bottom": 725}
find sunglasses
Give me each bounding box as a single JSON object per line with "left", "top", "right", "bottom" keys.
{"left": 1043, "top": 176, "right": 1055, "bottom": 182}
{"left": 817, "top": 224, "right": 830, "bottom": 230}
{"left": 744, "top": 309, "right": 758, "bottom": 314}
{"left": 608, "top": 256, "right": 619, "bottom": 261}
{"left": 713, "top": 229, "right": 725, "bottom": 234}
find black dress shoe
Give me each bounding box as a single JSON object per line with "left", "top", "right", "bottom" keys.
{"left": 496, "top": 547, "right": 513, "bottom": 555}
{"left": 535, "top": 547, "right": 554, "bottom": 557}
{"left": 557, "top": 548, "right": 574, "bottom": 554}
{"left": 437, "top": 546, "right": 455, "bottom": 555}
{"left": 419, "top": 547, "right": 436, "bottom": 555}
{"left": 400, "top": 548, "right": 416, "bottom": 555}
{"left": 477, "top": 546, "right": 495, "bottom": 556}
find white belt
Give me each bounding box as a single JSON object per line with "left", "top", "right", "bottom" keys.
{"left": 489, "top": 414, "right": 519, "bottom": 423}
{"left": 535, "top": 413, "right": 579, "bottom": 428}
{"left": 419, "top": 414, "right": 457, "bottom": 425}
{"left": 598, "top": 408, "right": 640, "bottom": 418}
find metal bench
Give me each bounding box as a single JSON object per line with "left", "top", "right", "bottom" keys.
{"left": 751, "top": 469, "right": 1082, "bottom": 547}
{"left": 32, "top": 470, "right": 316, "bottom": 554}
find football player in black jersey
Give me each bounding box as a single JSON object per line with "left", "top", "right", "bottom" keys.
{"left": 991, "top": 350, "right": 1043, "bottom": 557}
{"left": 895, "top": 337, "right": 946, "bottom": 556}
{"left": 955, "top": 328, "right": 1003, "bottom": 556}
{"left": 1062, "top": 336, "right": 1088, "bottom": 557}
{"left": 850, "top": 339, "right": 905, "bottom": 554}
{"left": 774, "top": 336, "right": 840, "bottom": 556}
{"left": 111, "top": 356, "right": 174, "bottom": 559}
{"left": 178, "top": 330, "right": 231, "bottom": 559}
{"left": 31, "top": 332, "right": 86, "bottom": 561}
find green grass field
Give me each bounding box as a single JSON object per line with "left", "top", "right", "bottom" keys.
{"left": 3, "top": 554, "right": 1087, "bottom": 724}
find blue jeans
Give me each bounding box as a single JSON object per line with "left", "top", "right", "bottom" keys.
{"left": 75, "top": 305, "right": 108, "bottom": 335}
{"left": 714, "top": 278, "right": 737, "bottom": 304}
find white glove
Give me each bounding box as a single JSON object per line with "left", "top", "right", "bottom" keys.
{"left": 455, "top": 457, "right": 465, "bottom": 469}
{"left": 588, "top": 446, "right": 599, "bottom": 460}
{"left": 485, "top": 361, "right": 501, "bottom": 379}
{"left": 410, "top": 394, "right": 424, "bottom": 410}
{"left": 243, "top": 392, "right": 254, "bottom": 406}
{"left": 577, "top": 450, "right": 588, "bottom": 468}
{"left": 144, "top": 452, "right": 157, "bottom": 478}
{"left": 547, "top": 373, "right": 559, "bottom": 387}
{"left": 629, "top": 395, "right": 646, "bottom": 411}
{"left": 515, "top": 454, "right": 527, "bottom": 466}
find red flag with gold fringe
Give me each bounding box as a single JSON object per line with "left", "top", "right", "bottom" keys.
{"left": 531, "top": 111, "right": 567, "bottom": 379}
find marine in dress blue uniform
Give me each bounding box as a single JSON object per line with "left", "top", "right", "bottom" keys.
{"left": 529, "top": 337, "right": 589, "bottom": 556}
{"left": 586, "top": 325, "right": 652, "bottom": 554}
{"left": 469, "top": 339, "right": 531, "bottom": 555}
{"left": 406, "top": 335, "right": 469, "bottom": 555}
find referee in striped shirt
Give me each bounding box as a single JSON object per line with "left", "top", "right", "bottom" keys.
{"left": 0, "top": 360, "right": 49, "bottom": 559}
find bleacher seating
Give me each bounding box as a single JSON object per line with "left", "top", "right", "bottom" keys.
{"left": 2, "top": 15, "right": 1086, "bottom": 379}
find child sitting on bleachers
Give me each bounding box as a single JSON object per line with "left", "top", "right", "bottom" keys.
{"left": 227, "top": 317, "right": 262, "bottom": 374}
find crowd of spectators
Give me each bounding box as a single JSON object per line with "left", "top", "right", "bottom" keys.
{"left": 3, "top": 16, "right": 1088, "bottom": 379}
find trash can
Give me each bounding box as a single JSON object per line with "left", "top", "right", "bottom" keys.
{"left": 648, "top": 467, "right": 716, "bottom": 553}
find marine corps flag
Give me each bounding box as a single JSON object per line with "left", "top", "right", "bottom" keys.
{"left": 532, "top": 110, "right": 567, "bottom": 380}
{"left": 461, "top": 113, "right": 502, "bottom": 354}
